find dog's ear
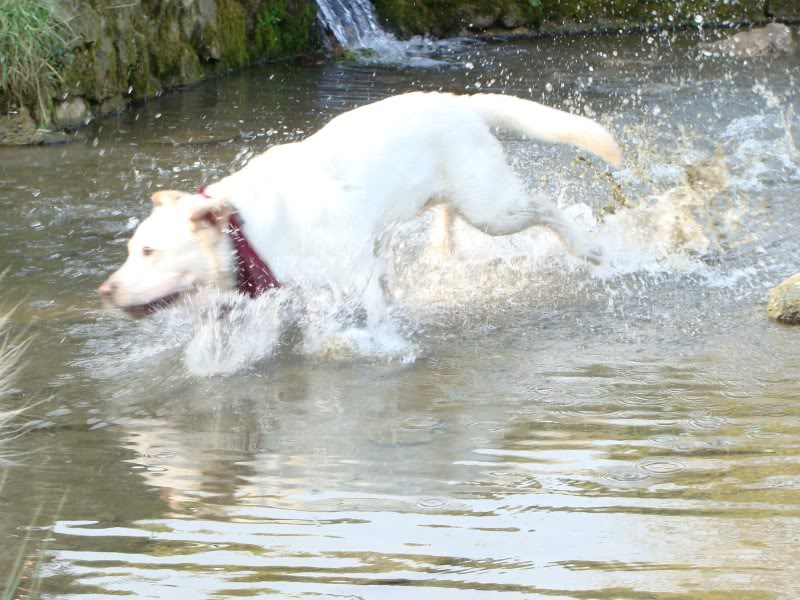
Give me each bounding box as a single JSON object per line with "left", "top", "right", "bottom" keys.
{"left": 151, "top": 190, "right": 188, "bottom": 208}
{"left": 189, "top": 197, "right": 232, "bottom": 233}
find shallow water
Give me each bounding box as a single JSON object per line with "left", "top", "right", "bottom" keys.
{"left": 1, "top": 32, "right": 800, "bottom": 598}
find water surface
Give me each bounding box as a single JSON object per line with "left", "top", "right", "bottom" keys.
{"left": 1, "top": 32, "right": 799, "bottom": 599}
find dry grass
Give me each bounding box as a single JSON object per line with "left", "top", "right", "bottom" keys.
{"left": 0, "top": 283, "right": 44, "bottom": 599}
{"left": 0, "top": 292, "right": 30, "bottom": 430}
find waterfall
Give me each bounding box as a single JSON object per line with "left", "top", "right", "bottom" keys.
{"left": 312, "top": 0, "right": 464, "bottom": 66}
{"left": 314, "top": 0, "right": 395, "bottom": 50}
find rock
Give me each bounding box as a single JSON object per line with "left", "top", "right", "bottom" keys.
{"left": 501, "top": 5, "right": 526, "bottom": 29}
{"left": 699, "top": 23, "right": 796, "bottom": 58}
{"left": 767, "top": 0, "right": 800, "bottom": 20}
{"left": 53, "top": 97, "right": 89, "bottom": 129}
{"left": 461, "top": 4, "right": 500, "bottom": 30}
{"left": 99, "top": 95, "right": 127, "bottom": 116}
{"left": 0, "top": 108, "right": 39, "bottom": 145}
{"left": 58, "top": 1, "right": 102, "bottom": 49}
{"left": 0, "top": 108, "right": 71, "bottom": 146}
{"left": 768, "top": 274, "right": 800, "bottom": 324}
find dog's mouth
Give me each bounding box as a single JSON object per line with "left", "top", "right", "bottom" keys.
{"left": 120, "top": 292, "right": 184, "bottom": 319}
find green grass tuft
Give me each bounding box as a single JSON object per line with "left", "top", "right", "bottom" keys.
{"left": 0, "top": 0, "right": 71, "bottom": 125}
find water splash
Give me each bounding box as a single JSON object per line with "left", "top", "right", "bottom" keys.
{"left": 80, "top": 84, "right": 800, "bottom": 377}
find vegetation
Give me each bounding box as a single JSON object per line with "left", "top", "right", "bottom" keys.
{"left": 0, "top": 0, "right": 71, "bottom": 125}
{"left": 254, "top": 0, "right": 318, "bottom": 59}
{"left": 372, "top": 0, "right": 539, "bottom": 37}
{"left": 0, "top": 290, "right": 38, "bottom": 599}
{"left": 0, "top": 0, "right": 793, "bottom": 141}
{"left": 0, "top": 313, "right": 28, "bottom": 440}
{"left": 218, "top": 0, "right": 249, "bottom": 68}
{"left": 372, "top": 0, "right": 770, "bottom": 37}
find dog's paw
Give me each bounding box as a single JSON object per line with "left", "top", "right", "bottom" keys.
{"left": 422, "top": 240, "right": 455, "bottom": 263}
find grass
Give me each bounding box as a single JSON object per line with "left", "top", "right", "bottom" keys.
{"left": 0, "top": 289, "right": 66, "bottom": 600}
{"left": 0, "top": 0, "right": 71, "bottom": 125}
{"left": 0, "top": 307, "right": 29, "bottom": 444}
{"left": 0, "top": 276, "right": 41, "bottom": 599}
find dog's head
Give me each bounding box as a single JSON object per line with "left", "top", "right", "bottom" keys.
{"left": 99, "top": 191, "right": 235, "bottom": 318}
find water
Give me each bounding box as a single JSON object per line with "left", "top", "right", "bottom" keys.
{"left": 314, "top": 0, "right": 388, "bottom": 49}
{"left": 1, "top": 32, "right": 800, "bottom": 598}
{"left": 314, "top": 0, "right": 462, "bottom": 65}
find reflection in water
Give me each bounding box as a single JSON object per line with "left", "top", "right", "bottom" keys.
{"left": 0, "top": 32, "right": 799, "bottom": 598}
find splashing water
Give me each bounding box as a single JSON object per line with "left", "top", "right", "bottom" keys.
{"left": 58, "top": 32, "right": 799, "bottom": 379}
{"left": 92, "top": 112, "right": 795, "bottom": 377}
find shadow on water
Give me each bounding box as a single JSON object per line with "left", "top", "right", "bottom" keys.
{"left": 1, "top": 31, "right": 799, "bottom": 598}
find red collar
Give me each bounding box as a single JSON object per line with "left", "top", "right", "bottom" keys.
{"left": 197, "top": 187, "right": 280, "bottom": 297}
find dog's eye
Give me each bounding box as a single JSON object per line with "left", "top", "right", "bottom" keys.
{"left": 142, "top": 246, "right": 155, "bottom": 257}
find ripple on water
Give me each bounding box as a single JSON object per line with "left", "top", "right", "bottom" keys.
{"left": 683, "top": 414, "right": 728, "bottom": 432}
{"left": 462, "top": 420, "right": 510, "bottom": 434}
{"left": 368, "top": 421, "right": 441, "bottom": 447}
{"left": 413, "top": 497, "right": 450, "bottom": 509}
{"left": 651, "top": 435, "right": 681, "bottom": 446}
{"left": 599, "top": 468, "right": 652, "bottom": 484}
{"left": 638, "top": 459, "right": 687, "bottom": 475}
{"left": 612, "top": 393, "right": 678, "bottom": 407}
{"left": 400, "top": 415, "right": 446, "bottom": 431}
{"left": 744, "top": 427, "right": 783, "bottom": 440}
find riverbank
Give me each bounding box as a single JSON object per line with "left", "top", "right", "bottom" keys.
{"left": 0, "top": 0, "right": 798, "bottom": 145}
{"left": 0, "top": 0, "right": 321, "bottom": 144}
{"left": 374, "top": 0, "right": 798, "bottom": 38}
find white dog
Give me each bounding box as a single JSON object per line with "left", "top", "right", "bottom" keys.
{"left": 99, "top": 92, "right": 622, "bottom": 321}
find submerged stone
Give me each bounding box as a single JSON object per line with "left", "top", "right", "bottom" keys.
{"left": 0, "top": 108, "right": 71, "bottom": 146}
{"left": 768, "top": 274, "right": 800, "bottom": 325}
{"left": 699, "top": 23, "right": 796, "bottom": 57}
{"left": 54, "top": 97, "right": 89, "bottom": 130}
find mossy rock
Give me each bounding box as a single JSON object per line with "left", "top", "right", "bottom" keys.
{"left": 539, "top": 0, "right": 766, "bottom": 29}
{"left": 373, "top": 0, "right": 538, "bottom": 37}
{"left": 217, "top": 0, "right": 249, "bottom": 67}
{"left": 374, "top": 0, "right": 769, "bottom": 36}
{"left": 0, "top": 107, "right": 70, "bottom": 145}
{"left": 767, "top": 0, "right": 800, "bottom": 19}
{"left": 768, "top": 274, "right": 800, "bottom": 324}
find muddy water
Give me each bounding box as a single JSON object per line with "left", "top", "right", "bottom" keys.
{"left": 1, "top": 32, "right": 800, "bottom": 598}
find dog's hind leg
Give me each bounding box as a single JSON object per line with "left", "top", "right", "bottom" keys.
{"left": 428, "top": 204, "right": 455, "bottom": 257}
{"left": 454, "top": 152, "right": 602, "bottom": 265}
{"left": 505, "top": 195, "right": 603, "bottom": 265}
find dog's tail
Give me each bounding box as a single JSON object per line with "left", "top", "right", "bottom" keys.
{"left": 467, "top": 94, "right": 623, "bottom": 167}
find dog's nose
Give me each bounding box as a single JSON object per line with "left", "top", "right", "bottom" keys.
{"left": 98, "top": 281, "right": 116, "bottom": 300}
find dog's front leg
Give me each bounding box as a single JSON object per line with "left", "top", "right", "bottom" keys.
{"left": 364, "top": 263, "right": 391, "bottom": 328}
{"left": 429, "top": 204, "right": 455, "bottom": 256}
